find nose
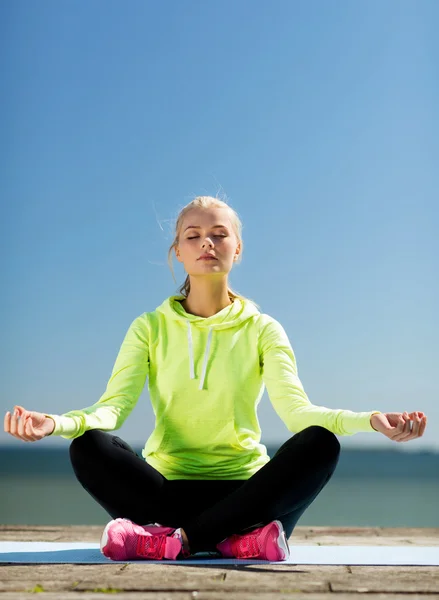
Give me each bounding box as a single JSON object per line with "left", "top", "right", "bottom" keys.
{"left": 201, "top": 237, "right": 214, "bottom": 248}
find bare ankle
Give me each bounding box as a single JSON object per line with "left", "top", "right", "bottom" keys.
{"left": 180, "top": 527, "right": 190, "bottom": 552}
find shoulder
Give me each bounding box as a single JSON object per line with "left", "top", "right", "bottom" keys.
{"left": 256, "top": 312, "right": 290, "bottom": 348}
{"left": 124, "top": 311, "right": 153, "bottom": 338}
{"left": 128, "top": 300, "right": 169, "bottom": 340}
{"left": 130, "top": 311, "right": 150, "bottom": 327}
{"left": 256, "top": 312, "right": 285, "bottom": 333}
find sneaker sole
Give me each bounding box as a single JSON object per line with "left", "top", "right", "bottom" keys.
{"left": 273, "top": 520, "right": 290, "bottom": 561}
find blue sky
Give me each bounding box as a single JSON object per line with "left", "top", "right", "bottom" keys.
{"left": 1, "top": 0, "right": 438, "bottom": 450}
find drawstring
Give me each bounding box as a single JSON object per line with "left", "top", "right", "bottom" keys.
{"left": 187, "top": 321, "right": 195, "bottom": 379}
{"left": 199, "top": 327, "right": 213, "bottom": 390}
{"left": 186, "top": 320, "right": 213, "bottom": 390}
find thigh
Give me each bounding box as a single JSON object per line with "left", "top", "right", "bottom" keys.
{"left": 69, "top": 430, "right": 168, "bottom": 518}
{"left": 70, "top": 429, "right": 141, "bottom": 462}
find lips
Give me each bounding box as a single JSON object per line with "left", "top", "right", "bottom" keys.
{"left": 198, "top": 255, "right": 217, "bottom": 260}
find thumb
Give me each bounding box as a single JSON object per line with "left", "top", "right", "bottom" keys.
{"left": 389, "top": 414, "right": 407, "bottom": 433}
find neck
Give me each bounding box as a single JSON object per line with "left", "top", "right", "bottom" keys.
{"left": 181, "top": 277, "right": 232, "bottom": 318}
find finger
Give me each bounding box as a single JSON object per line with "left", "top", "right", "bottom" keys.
{"left": 22, "top": 415, "right": 36, "bottom": 442}
{"left": 17, "top": 413, "right": 27, "bottom": 439}
{"left": 9, "top": 416, "right": 22, "bottom": 440}
{"left": 17, "top": 406, "right": 30, "bottom": 421}
{"left": 4, "top": 411, "right": 11, "bottom": 433}
{"left": 391, "top": 415, "right": 407, "bottom": 438}
{"left": 20, "top": 415, "right": 31, "bottom": 441}
{"left": 392, "top": 414, "right": 412, "bottom": 441}
{"left": 391, "top": 418, "right": 404, "bottom": 436}
{"left": 17, "top": 413, "right": 33, "bottom": 441}
{"left": 412, "top": 413, "right": 427, "bottom": 438}
{"left": 397, "top": 413, "right": 422, "bottom": 441}
{"left": 401, "top": 413, "right": 414, "bottom": 439}
{"left": 5, "top": 411, "right": 15, "bottom": 434}
{"left": 408, "top": 411, "right": 423, "bottom": 418}
{"left": 25, "top": 416, "right": 39, "bottom": 442}
{"left": 397, "top": 430, "right": 416, "bottom": 442}
{"left": 10, "top": 411, "right": 19, "bottom": 436}
{"left": 14, "top": 405, "right": 25, "bottom": 418}
{"left": 401, "top": 412, "right": 410, "bottom": 426}
{"left": 411, "top": 414, "right": 421, "bottom": 437}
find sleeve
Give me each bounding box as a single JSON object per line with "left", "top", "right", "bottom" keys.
{"left": 44, "top": 314, "right": 150, "bottom": 439}
{"left": 258, "top": 316, "right": 381, "bottom": 436}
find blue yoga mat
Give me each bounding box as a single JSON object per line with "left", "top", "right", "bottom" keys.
{"left": 1, "top": 542, "right": 438, "bottom": 565}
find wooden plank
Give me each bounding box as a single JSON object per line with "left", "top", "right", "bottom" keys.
{"left": 0, "top": 564, "right": 126, "bottom": 578}
{"left": 0, "top": 525, "right": 103, "bottom": 543}
{"left": 73, "top": 578, "right": 329, "bottom": 593}
{"left": 329, "top": 569, "right": 439, "bottom": 594}
{"left": 2, "top": 592, "right": 439, "bottom": 599}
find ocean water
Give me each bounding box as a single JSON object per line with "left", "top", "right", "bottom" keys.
{"left": 1, "top": 447, "right": 438, "bottom": 527}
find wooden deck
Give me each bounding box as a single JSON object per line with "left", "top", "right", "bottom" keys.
{"left": 0, "top": 525, "right": 438, "bottom": 599}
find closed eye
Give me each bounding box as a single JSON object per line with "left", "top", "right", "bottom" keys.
{"left": 187, "top": 235, "right": 227, "bottom": 239}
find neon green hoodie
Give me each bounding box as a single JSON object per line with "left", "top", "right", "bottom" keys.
{"left": 46, "top": 295, "right": 381, "bottom": 480}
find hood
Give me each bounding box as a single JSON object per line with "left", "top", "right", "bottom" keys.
{"left": 155, "top": 295, "right": 260, "bottom": 390}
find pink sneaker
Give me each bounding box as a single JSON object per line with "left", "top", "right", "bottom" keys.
{"left": 100, "top": 518, "right": 184, "bottom": 561}
{"left": 216, "top": 520, "right": 290, "bottom": 561}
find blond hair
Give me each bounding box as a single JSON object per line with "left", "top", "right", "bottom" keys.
{"left": 167, "top": 195, "right": 259, "bottom": 308}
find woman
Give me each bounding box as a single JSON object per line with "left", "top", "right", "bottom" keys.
{"left": 4, "top": 196, "right": 427, "bottom": 562}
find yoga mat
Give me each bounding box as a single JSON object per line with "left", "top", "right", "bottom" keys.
{"left": 1, "top": 542, "right": 438, "bottom": 565}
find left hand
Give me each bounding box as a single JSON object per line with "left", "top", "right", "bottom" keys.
{"left": 370, "top": 411, "right": 427, "bottom": 442}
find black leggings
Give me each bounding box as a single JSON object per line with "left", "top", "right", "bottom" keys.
{"left": 69, "top": 425, "right": 340, "bottom": 555}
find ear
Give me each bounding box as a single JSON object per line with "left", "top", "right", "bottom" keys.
{"left": 174, "top": 246, "right": 182, "bottom": 263}
{"left": 234, "top": 242, "right": 241, "bottom": 261}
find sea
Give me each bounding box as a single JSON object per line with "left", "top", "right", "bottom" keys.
{"left": 1, "top": 446, "right": 438, "bottom": 528}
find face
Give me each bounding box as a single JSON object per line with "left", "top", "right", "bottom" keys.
{"left": 175, "top": 207, "right": 241, "bottom": 277}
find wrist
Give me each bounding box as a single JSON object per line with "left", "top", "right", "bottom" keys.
{"left": 45, "top": 416, "right": 56, "bottom": 435}
{"left": 370, "top": 412, "right": 380, "bottom": 431}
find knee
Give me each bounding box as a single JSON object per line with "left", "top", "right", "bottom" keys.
{"left": 299, "top": 425, "right": 341, "bottom": 460}
{"left": 69, "top": 429, "right": 103, "bottom": 465}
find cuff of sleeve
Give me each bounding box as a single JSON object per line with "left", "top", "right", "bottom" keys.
{"left": 44, "top": 414, "right": 77, "bottom": 438}
{"left": 343, "top": 410, "right": 382, "bottom": 434}
{"left": 45, "top": 414, "right": 61, "bottom": 436}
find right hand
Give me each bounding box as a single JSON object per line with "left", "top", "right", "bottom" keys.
{"left": 4, "top": 405, "right": 55, "bottom": 442}
{"left": 370, "top": 411, "right": 427, "bottom": 442}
